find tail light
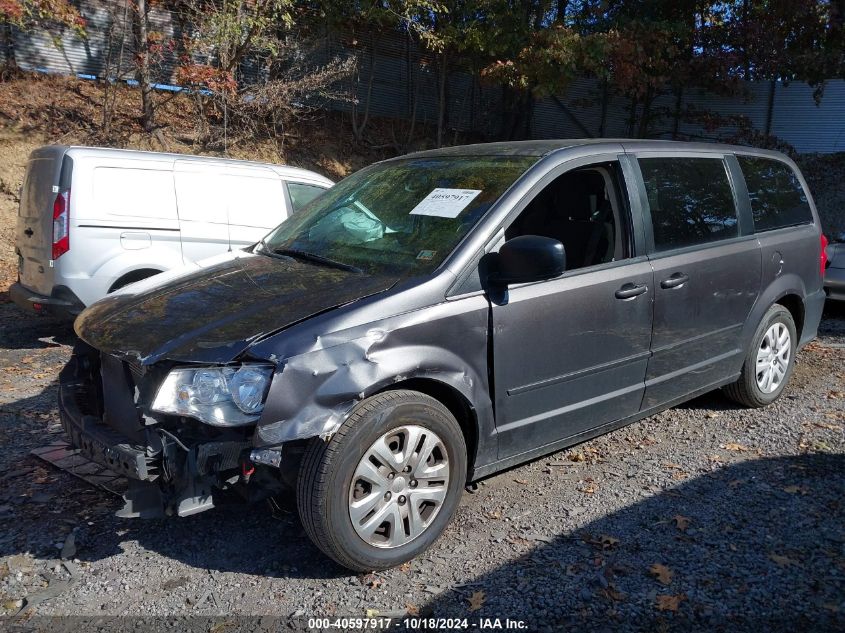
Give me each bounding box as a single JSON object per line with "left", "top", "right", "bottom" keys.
{"left": 52, "top": 189, "right": 70, "bottom": 260}
{"left": 820, "top": 233, "right": 829, "bottom": 277}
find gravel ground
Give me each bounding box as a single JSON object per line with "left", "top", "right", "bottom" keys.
{"left": 0, "top": 301, "right": 843, "bottom": 631}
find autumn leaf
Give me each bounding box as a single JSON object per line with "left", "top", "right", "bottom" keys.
{"left": 360, "top": 573, "right": 382, "bottom": 588}
{"left": 602, "top": 586, "right": 626, "bottom": 601}
{"left": 467, "top": 590, "right": 486, "bottom": 612}
{"left": 782, "top": 485, "right": 809, "bottom": 495}
{"left": 663, "top": 462, "right": 683, "bottom": 470}
{"left": 398, "top": 562, "right": 412, "bottom": 572}
{"left": 673, "top": 515, "right": 691, "bottom": 532}
{"left": 723, "top": 442, "right": 749, "bottom": 452}
{"left": 405, "top": 603, "right": 420, "bottom": 616}
{"left": 514, "top": 478, "right": 529, "bottom": 485}
{"left": 649, "top": 563, "right": 674, "bottom": 585}
{"left": 768, "top": 554, "right": 799, "bottom": 568}
{"left": 365, "top": 609, "right": 380, "bottom": 617}
{"left": 655, "top": 593, "right": 686, "bottom": 612}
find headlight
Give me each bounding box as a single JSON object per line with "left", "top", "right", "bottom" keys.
{"left": 152, "top": 364, "right": 274, "bottom": 426}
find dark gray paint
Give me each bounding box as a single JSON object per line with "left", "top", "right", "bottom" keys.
{"left": 63, "top": 139, "right": 827, "bottom": 498}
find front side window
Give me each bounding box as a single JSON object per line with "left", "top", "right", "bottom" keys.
{"left": 262, "top": 156, "right": 538, "bottom": 276}
{"left": 639, "top": 157, "right": 738, "bottom": 252}
{"left": 737, "top": 156, "right": 813, "bottom": 232}
{"left": 504, "top": 161, "right": 632, "bottom": 271}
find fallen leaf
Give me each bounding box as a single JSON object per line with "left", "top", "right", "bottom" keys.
{"left": 768, "top": 554, "right": 799, "bottom": 568}
{"left": 782, "top": 485, "right": 809, "bottom": 495}
{"left": 513, "top": 478, "right": 529, "bottom": 485}
{"left": 705, "top": 412, "right": 720, "bottom": 419}
{"left": 649, "top": 563, "right": 674, "bottom": 585}
{"left": 602, "top": 586, "right": 626, "bottom": 601}
{"left": 663, "top": 462, "right": 683, "bottom": 470}
{"left": 673, "top": 515, "right": 691, "bottom": 532}
{"left": 398, "top": 562, "right": 412, "bottom": 572}
{"left": 671, "top": 471, "right": 689, "bottom": 481}
{"left": 723, "top": 443, "right": 749, "bottom": 452}
{"left": 365, "top": 609, "right": 380, "bottom": 618}
{"left": 655, "top": 594, "right": 686, "bottom": 612}
{"left": 360, "top": 573, "right": 382, "bottom": 588}
{"left": 599, "top": 535, "right": 619, "bottom": 549}
{"left": 580, "top": 485, "right": 596, "bottom": 494}
{"left": 813, "top": 422, "right": 842, "bottom": 430}
{"left": 467, "top": 590, "right": 486, "bottom": 612}
{"left": 568, "top": 452, "right": 586, "bottom": 462}
{"left": 405, "top": 603, "right": 420, "bottom": 616}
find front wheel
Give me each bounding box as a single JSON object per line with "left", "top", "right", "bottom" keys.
{"left": 723, "top": 304, "right": 797, "bottom": 407}
{"left": 296, "top": 390, "right": 467, "bottom": 571}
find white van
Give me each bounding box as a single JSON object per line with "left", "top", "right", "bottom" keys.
{"left": 11, "top": 146, "right": 333, "bottom": 317}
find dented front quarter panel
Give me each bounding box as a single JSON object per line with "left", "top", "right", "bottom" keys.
{"left": 249, "top": 274, "right": 497, "bottom": 472}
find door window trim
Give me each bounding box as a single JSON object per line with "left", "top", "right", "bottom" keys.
{"left": 629, "top": 153, "right": 752, "bottom": 257}
{"left": 447, "top": 153, "right": 646, "bottom": 298}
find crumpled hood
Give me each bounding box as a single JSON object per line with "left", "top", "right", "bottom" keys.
{"left": 75, "top": 252, "right": 398, "bottom": 364}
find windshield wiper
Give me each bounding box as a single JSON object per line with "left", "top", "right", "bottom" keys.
{"left": 271, "top": 247, "right": 363, "bottom": 274}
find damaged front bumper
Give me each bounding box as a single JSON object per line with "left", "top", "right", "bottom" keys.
{"left": 58, "top": 343, "right": 286, "bottom": 518}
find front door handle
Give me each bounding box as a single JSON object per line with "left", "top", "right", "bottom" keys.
{"left": 660, "top": 272, "right": 689, "bottom": 289}
{"left": 24, "top": 227, "right": 33, "bottom": 237}
{"left": 615, "top": 283, "right": 648, "bottom": 300}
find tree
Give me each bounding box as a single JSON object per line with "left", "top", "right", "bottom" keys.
{"left": 174, "top": 0, "right": 356, "bottom": 153}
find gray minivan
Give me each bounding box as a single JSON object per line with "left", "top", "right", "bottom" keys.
{"left": 59, "top": 140, "right": 826, "bottom": 571}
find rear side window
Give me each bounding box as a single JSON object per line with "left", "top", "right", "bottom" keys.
{"left": 639, "top": 157, "right": 738, "bottom": 252}
{"left": 737, "top": 156, "right": 813, "bottom": 231}
{"left": 287, "top": 182, "right": 327, "bottom": 213}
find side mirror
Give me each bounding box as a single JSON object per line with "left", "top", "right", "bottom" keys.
{"left": 490, "top": 235, "right": 566, "bottom": 285}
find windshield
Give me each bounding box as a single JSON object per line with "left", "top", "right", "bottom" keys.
{"left": 260, "top": 156, "right": 537, "bottom": 275}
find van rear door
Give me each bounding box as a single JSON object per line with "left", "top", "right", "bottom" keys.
{"left": 16, "top": 146, "right": 68, "bottom": 295}
{"left": 174, "top": 160, "right": 232, "bottom": 263}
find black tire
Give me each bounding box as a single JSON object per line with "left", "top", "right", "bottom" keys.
{"left": 723, "top": 304, "right": 797, "bottom": 408}
{"left": 296, "top": 390, "right": 467, "bottom": 571}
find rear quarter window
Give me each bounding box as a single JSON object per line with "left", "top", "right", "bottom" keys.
{"left": 639, "top": 157, "right": 738, "bottom": 252}
{"left": 737, "top": 156, "right": 813, "bottom": 232}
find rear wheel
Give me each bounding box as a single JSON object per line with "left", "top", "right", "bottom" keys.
{"left": 296, "top": 390, "right": 467, "bottom": 571}
{"left": 723, "top": 304, "right": 797, "bottom": 407}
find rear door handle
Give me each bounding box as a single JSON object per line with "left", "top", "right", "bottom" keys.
{"left": 660, "top": 272, "right": 689, "bottom": 289}
{"left": 615, "top": 283, "right": 648, "bottom": 300}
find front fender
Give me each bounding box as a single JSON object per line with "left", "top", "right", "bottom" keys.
{"left": 253, "top": 296, "right": 496, "bottom": 468}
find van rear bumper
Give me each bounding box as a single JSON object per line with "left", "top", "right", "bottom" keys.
{"left": 9, "top": 282, "right": 85, "bottom": 318}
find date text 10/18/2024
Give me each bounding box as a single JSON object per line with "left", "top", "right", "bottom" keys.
{"left": 307, "top": 618, "right": 529, "bottom": 630}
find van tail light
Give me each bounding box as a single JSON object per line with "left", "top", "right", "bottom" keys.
{"left": 820, "top": 233, "right": 829, "bottom": 277}
{"left": 52, "top": 189, "right": 70, "bottom": 260}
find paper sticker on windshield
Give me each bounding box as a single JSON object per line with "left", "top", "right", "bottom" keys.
{"left": 409, "top": 188, "right": 482, "bottom": 219}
